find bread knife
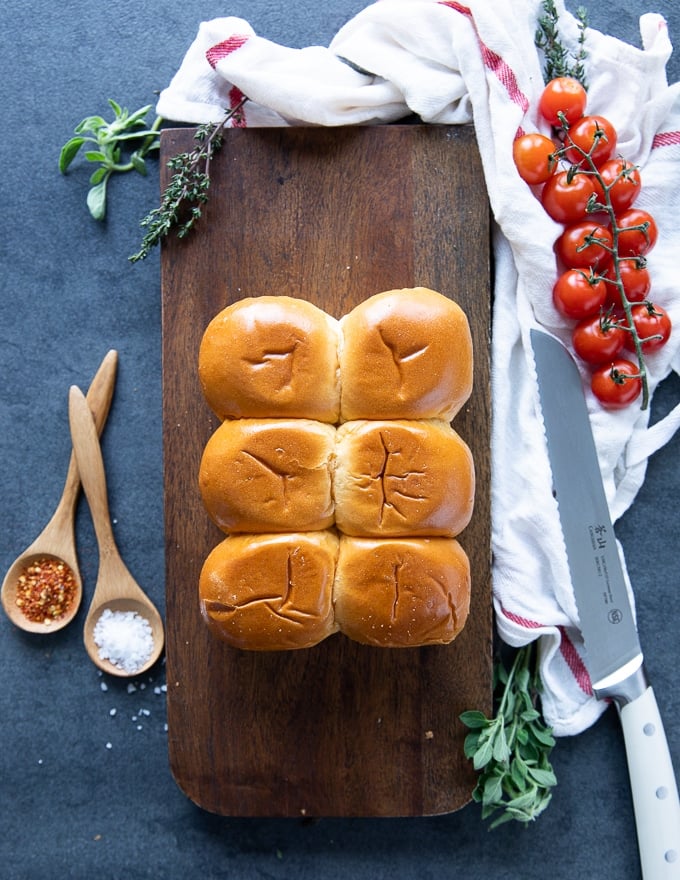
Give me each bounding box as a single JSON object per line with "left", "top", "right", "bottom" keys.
{"left": 531, "top": 329, "right": 680, "bottom": 879}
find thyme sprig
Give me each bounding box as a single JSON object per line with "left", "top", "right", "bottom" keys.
{"left": 59, "top": 99, "right": 162, "bottom": 221}
{"left": 460, "top": 644, "right": 557, "bottom": 829}
{"left": 536, "top": 0, "right": 589, "bottom": 87}
{"left": 129, "top": 97, "right": 248, "bottom": 262}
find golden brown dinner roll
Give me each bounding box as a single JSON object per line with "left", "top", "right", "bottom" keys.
{"left": 199, "top": 531, "right": 340, "bottom": 651}
{"left": 199, "top": 418, "right": 336, "bottom": 534}
{"left": 333, "top": 419, "right": 474, "bottom": 537}
{"left": 339, "top": 287, "right": 473, "bottom": 421}
{"left": 333, "top": 536, "right": 471, "bottom": 647}
{"left": 198, "top": 296, "right": 341, "bottom": 422}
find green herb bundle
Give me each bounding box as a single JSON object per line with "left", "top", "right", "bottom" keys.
{"left": 460, "top": 644, "right": 557, "bottom": 828}
{"left": 59, "top": 99, "right": 162, "bottom": 221}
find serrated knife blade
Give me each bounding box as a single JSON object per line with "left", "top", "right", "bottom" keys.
{"left": 531, "top": 329, "right": 680, "bottom": 879}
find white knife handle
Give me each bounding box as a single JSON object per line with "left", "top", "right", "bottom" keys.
{"left": 618, "top": 685, "right": 680, "bottom": 878}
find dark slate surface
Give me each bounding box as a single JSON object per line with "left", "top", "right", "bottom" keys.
{"left": 1, "top": 1, "right": 678, "bottom": 877}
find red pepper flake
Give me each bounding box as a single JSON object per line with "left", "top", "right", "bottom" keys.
{"left": 15, "top": 557, "right": 77, "bottom": 624}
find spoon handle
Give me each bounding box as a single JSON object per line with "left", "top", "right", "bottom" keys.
{"left": 53, "top": 351, "right": 119, "bottom": 525}
{"left": 68, "top": 385, "right": 118, "bottom": 557}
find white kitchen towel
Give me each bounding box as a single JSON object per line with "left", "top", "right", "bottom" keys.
{"left": 157, "top": 0, "right": 680, "bottom": 736}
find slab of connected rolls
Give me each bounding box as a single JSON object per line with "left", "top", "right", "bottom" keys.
{"left": 197, "top": 288, "right": 475, "bottom": 651}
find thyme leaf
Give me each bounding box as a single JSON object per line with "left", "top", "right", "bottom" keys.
{"left": 535, "top": 0, "right": 589, "bottom": 87}
{"left": 460, "top": 644, "right": 557, "bottom": 829}
{"left": 129, "top": 96, "right": 248, "bottom": 262}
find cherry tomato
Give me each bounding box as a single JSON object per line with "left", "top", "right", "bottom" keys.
{"left": 591, "top": 358, "right": 642, "bottom": 408}
{"left": 624, "top": 302, "right": 672, "bottom": 353}
{"left": 538, "top": 77, "right": 588, "bottom": 127}
{"left": 596, "top": 158, "right": 642, "bottom": 212}
{"left": 603, "top": 258, "right": 651, "bottom": 307}
{"left": 564, "top": 115, "right": 618, "bottom": 167}
{"left": 541, "top": 170, "right": 598, "bottom": 224}
{"left": 616, "top": 208, "right": 659, "bottom": 257}
{"left": 572, "top": 314, "right": 626, "bottom": 364}
{"left": 513, "top": 133, "right": 557, "bottom": 185}
{"left": 555, "top": 221, "right": 613, "bottom": 270}
{"left": 552, "top": 268, "right": 608, "bottom": 319}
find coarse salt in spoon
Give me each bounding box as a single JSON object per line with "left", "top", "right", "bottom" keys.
{"left": 68, "top": 384, "right": 164, "bottom": 677}
{"left": 1, "top": 351, "right": 118, "bottom": 634}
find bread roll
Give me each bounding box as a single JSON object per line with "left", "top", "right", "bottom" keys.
{"left": 333, "top": 419, "right": 474, "bottom": 537}
{"left": 199, "top": 419, "right": 336, "bottom": 533}
{"left": 339, "top": 287, "right": 473, "bottom": 421}
{"left": 334, "top": 536, "right": 471, "bottom": 647}
{"left": 198, "top": 296, "right": 341, "bottom": 422}
{"left": 199, "top": 531, "right": 340, "bottom": 651}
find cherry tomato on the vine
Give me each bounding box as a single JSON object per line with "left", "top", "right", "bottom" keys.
{"left": 596, "top": 158, "right": 642, "bottom": 212}
{"left": 541, "top": 170, "right": 598, "bottom": 224}
{"left": 564, "top": 115, "right": 618, "bottom": 167}
{"left": 572, "top": 314, "right": 626, "bottom": 364}
{"left": 591, "top": 358, "right": 642, "bottom": 408}
{"left": 512, "top": 133, "right": 557, "bottom": 185}
{"left": 555, "top": 221, "right": 613, "bottom": 270}
{"left": 552, "top": 268, "right": 608, "bottom": 319}
{"left": 616, "top": 208, "right": 659, "bottom": 257}
{"left": 603, "top": 257, "right": 651, "bottom": 307}
{"left": 538, "top": 77, "right": 588, "bottom": 127}
{"left": 625, "top": 303, "right": 672, "bottom": 353}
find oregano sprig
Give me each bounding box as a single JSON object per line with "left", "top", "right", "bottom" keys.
{"left": 460, "top": 644, "right": 557, "bottom": 829}
{"left": 59, "top": 99, "right": 162, "bottom": 221}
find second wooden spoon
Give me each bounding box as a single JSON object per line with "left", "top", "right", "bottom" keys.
{"left": 68, "top": 384, "right": 164, "bottom": 677}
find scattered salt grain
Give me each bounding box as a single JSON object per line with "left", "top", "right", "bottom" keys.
{"left": 93, "top": 608, "right": 154, "bottom": 675}
{"left": 105, "top": 742, "right": 112, "bottom": 750}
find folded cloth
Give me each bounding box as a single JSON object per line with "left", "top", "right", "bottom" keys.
{"left": 157, "top": 0, "right": 680, "bottom": 736}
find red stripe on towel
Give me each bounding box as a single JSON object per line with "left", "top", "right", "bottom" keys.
{"left": 652, "top": 130, "right": 680, "bottom": 149}
{"left": 501, "top": 610, "right": 594, "bottom": 695}
{"left": 438, "top": 1, "right": 472, "bottom": 13}
{"left": 558, "top": 626, "right": 593, "bottom": 695}
{"left": 438, "top": 1, "right": 529, "bottom": 111}
{"left": 206, "top": 34, "right": 249, "bottom": 69}
{"left": 228, "top": 86, "right": 247, "bottom": 127}
{"left": 500, "top": 605, "right": 545, "bottom": 630}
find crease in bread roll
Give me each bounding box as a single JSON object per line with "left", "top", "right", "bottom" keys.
{"left": 338, "top": 287, "right": 473, "bottom": 422}
{"left": 333, "top": 419, "right": 474, "bottom": 537}
{"left": 333, "top": 536, "right": 471, "bottom": 648}
{"left": 199, "top": 531, "right": 340, "bottom": 651}
{"left": 198, "top": 296, "right": 341, "bottom": 422}
{"left": 199, "top": 418, "right": 336, "bottom": 534}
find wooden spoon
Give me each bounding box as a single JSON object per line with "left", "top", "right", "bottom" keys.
{"left": 1, "top": 350, "right": 119, "bottom": 634}
{"left": 68, "top": 384, "right": 164, "bottom": 677}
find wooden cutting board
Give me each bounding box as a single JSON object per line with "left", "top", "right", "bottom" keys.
{"left": 160, "top": 124, "right": 492, "bottom": 817}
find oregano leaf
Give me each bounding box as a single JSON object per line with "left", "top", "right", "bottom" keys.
{"left": 86, "top": 178, "right": 108, "bottom": 221}
{"left": 459, "top": 710, "right": 489, "bottom": 730}
{"left": 59, "top": 137, "right": 86, "bottom": 173}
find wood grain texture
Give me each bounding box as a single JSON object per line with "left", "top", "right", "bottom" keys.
{"left": 160, "top": 125, "right": 492, "bottom": 817}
